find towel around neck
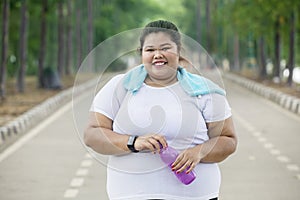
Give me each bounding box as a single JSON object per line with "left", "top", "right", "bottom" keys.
{"left": 123, "top": 65, "right": 226, "bottom": 97}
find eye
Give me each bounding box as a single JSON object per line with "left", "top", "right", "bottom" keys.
{"left": 145, "top": 48, "right": 154, "bottom": 52}
{"left": 161, "top": 47, "right": 171, "bottom": 51}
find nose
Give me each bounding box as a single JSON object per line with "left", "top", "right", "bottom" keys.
{"left": 154, "top": 49, "right": 163, "bottom": 58}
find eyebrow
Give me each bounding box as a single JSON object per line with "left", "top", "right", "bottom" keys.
{"left": 144, "top": 43, "right": 173, "bottom": 48}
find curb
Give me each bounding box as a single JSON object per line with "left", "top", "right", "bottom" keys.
{"left": 223, "top": 73, "right": 300, "bottom": 116}
{"left": 0, "top": 76, "right": 100, "bottom": 151}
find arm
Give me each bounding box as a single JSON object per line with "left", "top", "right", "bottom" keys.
{"left": 198, "top": 116, "right": 237, "bottom": 162}
{"left": 171, "top": 116, "right": 237, "bottom": 173}
{"left": 84, "top": 112, "right": 168, "bottom": 155}
{"left": 84, "top": 112, "right": 130, "bottom": 155}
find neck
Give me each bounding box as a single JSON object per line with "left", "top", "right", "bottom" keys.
{"left": 145, "top": 74, "right": 178, "bottom": 87}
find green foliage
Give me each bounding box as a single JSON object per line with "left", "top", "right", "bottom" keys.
{"left": 106, "top": 58, "right": 127, "bottom": 72}
{"left": 2, "top": 0, "right": 300, "bottom": 84}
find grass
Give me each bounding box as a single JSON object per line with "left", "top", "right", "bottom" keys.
{"left": 0, "top": 74, "right": 95, "bottom": 126}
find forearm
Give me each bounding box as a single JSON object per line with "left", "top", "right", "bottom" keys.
{"left": 198, "top": 136, "right": 237, "bottom": 163}
{"left": 84, "top": 127, "right": 130, "bottom": 155}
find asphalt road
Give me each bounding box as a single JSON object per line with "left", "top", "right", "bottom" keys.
{"left": 0, "top": 75, "right": 299, "bottom": 200}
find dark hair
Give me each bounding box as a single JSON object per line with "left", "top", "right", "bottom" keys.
{"left": 139, "top": 20, "right": 181, "bottom": 54}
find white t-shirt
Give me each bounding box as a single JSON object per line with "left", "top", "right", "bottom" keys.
{"left": 90, "top": 74, "right": 232, "bottom": 200}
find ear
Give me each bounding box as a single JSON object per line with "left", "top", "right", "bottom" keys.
{"left": 179, "top": 56, "right": 193, "bottom": 69}
{"left": 137, "top": 47, "right": 142, "bottom": 56}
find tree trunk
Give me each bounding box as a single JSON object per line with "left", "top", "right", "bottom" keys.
{"left": 17, "top": 0, "right": 28, "bottom": 93}
{"left": 38, "top": 0, "right": 48, "bottom": 88}
{"left": 87, "top": 0, "right": 94, "bottom": 52}
{"left": 196, "top": 0, "right": 201, "bottom": 44}
{"left": 206, "top": 0, "right": 210, "bottom": 53}
{"left": 273, "top": 16, "right": 281, "bottom": 80}
{"left": 258, "top": 36, "right": 267, "bottom": 79}
{"left": 76, "top": 3, "right": 82, "bottom": 69}
{"left": 0, "top": 0, "right": 10, "bottom": 101}
{"left": 195, "top": 0, "right": 202, "bottom": 66}
{"left": 287, "top": 11, "right": 295, "bottom": 86}
{"left": 233, "top": 33, "right": 240, "bottom": 72}
{"left": 65, "top": 0, "right": 73, "bottom": 75}
{"left": 57, "top": 1, "right": 64, "bottom": 77}
{"left": 87, "top": 0, "right": 94, "bottom": 72}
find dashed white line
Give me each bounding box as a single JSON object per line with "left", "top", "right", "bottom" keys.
{"left": 269, "top": 149, "right": 281, "bottom": 156}
{"left": 85, "top": 153, "right": 93, "bottom": 158}
{"left": 248, "top": 156, "right": 256, "bottom": 161}
{"left": 252, "top": 131, "right": 261, "bottom": 137}
{"left": 257, "top": 137, "right": 266, "bottom": 143}
{"left": 64, "top": 189, "right": 79, "bottom": 198}
{"left": 287, "top": 164, "right": 300, "bottom": 172}
{"left": 70, "top": 178, "right": 85, "bottom": 187}
{"left": 63, "top": 156, "right": 94, "bottom": 198}
{"left": 233, "top": 110, "right": 300, "bottom": 181}
{"left": 264, "top": 143, "right": 274, "bottom": 149}
{"left": 76, "top": 168, "right": 89, "bottom": 176}
{"left": 277, "top": 156, "right": 290, "bottom": 163}
{"left": 81, "top": 159, "right": 93, "bottom": 167}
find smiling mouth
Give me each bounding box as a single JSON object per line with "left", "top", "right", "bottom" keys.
{"left": 152, "top": 61, "right": 167, "bottom": 66}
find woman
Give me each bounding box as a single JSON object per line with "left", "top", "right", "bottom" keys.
{"left": 84, "top": 20, "right": 237, "bottom": 200}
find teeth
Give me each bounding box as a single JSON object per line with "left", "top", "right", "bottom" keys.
{"left": 154, "top": 62, "right": 165, "bottom": 66}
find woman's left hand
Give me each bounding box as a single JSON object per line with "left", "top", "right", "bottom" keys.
{"left": 171, "top": 145, "right": 202, "bottom": 174}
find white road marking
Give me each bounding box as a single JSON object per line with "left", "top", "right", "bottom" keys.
{"left": 0, "top": 90, "right": 91, "bottom": 163}
{"left": 252, "top": 131, "right": 261, "bottom": 137}
{"left": 70, "top": 178, "right": 85, "bottom": 187}
{"left": 63, "top": 152, "right": 95, "bottom": 198}
{"left": 277, "top": 156, "right": 290, "bottom": 163}
{"left": 287, "top": 164, "right": 300, "bottom": 172}
{"left": 269, "top": 149, "right": 281, "bottom": 156}
{"left": 85, "top": 153, "right": 93, "bottom": 158}
{"left": 248, "top": 156, "right": 256, "bottom": 161}
{"left": 81, "top": 159, "right": 93, "bottom": 167}
{"left": 264, "top": 143, "right": 274, "bottom": 149}
{"left": 257, "top": 137, "right": 266, "bottom": 143}
{"left": 64, "top": 189, "right": 79, "bottom": 198}
{"left": 233, "top": 110, "right": 300, "bottom": 180}
{"left": 0, "top": 103, "right": 72, "bottom": 163}
{"left": 76, "top": 168, "right": 89, "bottom": 176}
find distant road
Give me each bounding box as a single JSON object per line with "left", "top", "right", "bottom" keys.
{"left": 0, "top": 74, "right": 299, "bottom": 200}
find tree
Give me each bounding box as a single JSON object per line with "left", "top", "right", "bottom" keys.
{"left": 257, "top": 36, "right": 267, "bottom": 78}
{"left": 196, "top": 0, "right": 201, "bottom": 44}
{"left": 17, "top": 0, "right": 28, "bottom": 93}
{"left": 65, "top": 0, "right": 73, "bottom": 75}
{"left": 287, "top": 10, "right": 296, "bottom": 86}
{"left": 205, "top": 0, "right": 211, "bottom": 53}
{"left": 38, "top": 0, "right": 48, "bottom": 88}
{"left": 87, "top": 0, "right": 94, "bottom": 52}
{"left": 273, "top": 15, "right": 281, "bottom": 80}
{"left": 0, "top": 0, "right": 10, "bottom": 101}
{"left": 57, "top": 0, "right": 64, "bottom": 77}
{"left": 75, "top": 1, "right": 82, "bottom": 69}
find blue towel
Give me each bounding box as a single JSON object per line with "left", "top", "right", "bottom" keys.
{"left": 123, "top": 65, "right": 226, "bottom": 96}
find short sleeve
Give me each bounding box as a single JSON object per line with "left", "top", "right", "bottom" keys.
{"left": 90, "top": 74, "right": 125, "bottom": 120}
{"left": 199, "top": 93, "right": 232, "bottom": 123}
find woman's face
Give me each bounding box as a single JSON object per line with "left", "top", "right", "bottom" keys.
{"left": 142, "top": 32, "right": 180, "bottom": 82}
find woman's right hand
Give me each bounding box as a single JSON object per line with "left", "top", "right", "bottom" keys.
{"left": 134, "top": 134, "right": 168, "bottom": 153}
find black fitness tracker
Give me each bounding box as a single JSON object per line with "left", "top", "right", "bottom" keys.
{"left": 127, "top": 135, "right": 139, "bottom": 153}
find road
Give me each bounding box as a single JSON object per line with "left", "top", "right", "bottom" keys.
{"left": 0, "top": 74, "right": 300, "bottom": 200}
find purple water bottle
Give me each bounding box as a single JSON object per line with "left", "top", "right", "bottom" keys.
{"left": 159, "top": 146, "right": 196, "bottom": 185}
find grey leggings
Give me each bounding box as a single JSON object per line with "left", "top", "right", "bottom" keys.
{"left": 148, "top": 198, "right": 218, "bottom": 200}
